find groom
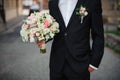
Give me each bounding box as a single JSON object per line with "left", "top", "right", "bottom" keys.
{"left": 38, "top": 0, "right": 104, "bottom": 80}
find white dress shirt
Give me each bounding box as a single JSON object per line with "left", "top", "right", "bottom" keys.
{"left": 59, "top": 0, "right": 78, "bottom": 26}
{"left": 58, "top": 0, "right": 98, "bottom": 70}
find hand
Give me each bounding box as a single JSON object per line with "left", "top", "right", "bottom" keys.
{"left": 36, "top": 40, "right": 44, "bottom": 48}
{"left": 88, "top": 66, "right": 94, "bottom": 73}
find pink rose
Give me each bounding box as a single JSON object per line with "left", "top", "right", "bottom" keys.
{"left": 44, "top": 19, "right": 50, "bottom": 28}
{"left": 30, "top": 34, "right": 35, "bottom": 38}
{"left": 28, "top": 16, "right": 35, "bottom": 20}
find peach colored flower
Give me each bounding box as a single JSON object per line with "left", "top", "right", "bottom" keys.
{"left": 44, "top": 19, "right": 50, "bottom": 28}
{"left": 36, "top": 32, "right": 40, "bottom": 36}
{"left": 22, "top": 24, "right": 29, "bottom": 29}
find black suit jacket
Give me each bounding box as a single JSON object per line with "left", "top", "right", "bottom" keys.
{"left": 49, "top": 0, "right": 104, "bottom": 74}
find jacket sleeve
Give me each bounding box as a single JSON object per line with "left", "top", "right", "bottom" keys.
{"left": 48, "top": 0, "right": 55, "bottom": 17}
{"left": 90, "top": 0, "right": 104, "bottom": 68}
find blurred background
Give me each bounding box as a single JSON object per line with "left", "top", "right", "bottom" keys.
{"left": 0, "top": 0, "right": 120, "bottom": 80}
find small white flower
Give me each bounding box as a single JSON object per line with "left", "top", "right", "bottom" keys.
{"left": 50, "top": 32, "right": 55, "bottom": 38}
{"left": 43, "top": 28, "right": 50, "bottom": 34}
{"left": 38, "top": 36, "right": 44, "bottom": 41}
{"left": 81, "top": 7, "right": 86, "bottom": 11}
{"left": 20, "top": 29, "right": 29, "bottom": 42}
{"left": 50, "top": 26, "right": 56, "bottom": 32}
{"left": 36, "top": 32, "right": 40, "bottom": 36}
{"left": 84, "top": 11, "right": 88, "bottom": 16}
{"left": 30, "top": 28, "right": 39, "bottom": 34}
{"left": 45, "top": 35, "right": 50, "bottom": 41}
{"left": 30, "top": 37, "right": 35, "bottom": 42}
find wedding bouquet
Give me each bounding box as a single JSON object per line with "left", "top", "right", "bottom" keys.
{"left": 20, "top": 10, "right": 60, "bottom": 54}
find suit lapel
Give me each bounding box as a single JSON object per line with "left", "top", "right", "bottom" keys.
{"left": 53, "top": 0, "right": 86, "bottom": 29}
{"left": 67, "top": 0, "right": 87, "bottom": 28}
{"left": 53, "top": 0, "right": 66, "bottom": 30}
{"left": 56, "top": 0, "right": 80, "bottom": 28}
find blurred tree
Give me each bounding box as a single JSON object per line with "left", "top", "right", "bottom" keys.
{"left": 0, "top": 0, "right": 6, "bottom": 24}
{"left": 110, "top": 0, "right": 120, "bottom": 10}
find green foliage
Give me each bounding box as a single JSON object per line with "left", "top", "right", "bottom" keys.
{"left": 104, "top": 30, "right": 120, "bottom": 36}
{"left": 105, "top": 42, "right": 120, "bottom": 54}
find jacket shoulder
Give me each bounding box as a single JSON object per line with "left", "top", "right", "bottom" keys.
{"left": 92, "top": 0, "right": 102, "bottom": 5}
{"left": 91, "top": 0, "right": 102, "bottom": 13}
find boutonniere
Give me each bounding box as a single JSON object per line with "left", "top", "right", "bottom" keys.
{"left": 76, "top": 5, "right": 88, "bottom": 23}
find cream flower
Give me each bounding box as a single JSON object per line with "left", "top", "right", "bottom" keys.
{"left": 30, "top": 37, "right": 35, "bottom": 42}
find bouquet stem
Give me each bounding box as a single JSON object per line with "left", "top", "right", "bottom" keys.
{"left": 81, "top": 16, "right": 84, "bottom": 23}
{"left": 40, "top": 49, "right": 46, "bottom": 54}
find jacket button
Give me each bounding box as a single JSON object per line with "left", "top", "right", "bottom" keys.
{"left": 64, "top": 33, "right": 67, "bottom": 36}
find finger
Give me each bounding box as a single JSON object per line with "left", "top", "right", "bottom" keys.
{"left": 88, "top": 68, "right": 94, "bottom": 72}
{"left": 38, "top": 45, "right": 41, "bottom": 48}
{"left": 88, "top": 67, "right": 91, "bottom": 72}
{"left": 38, "top": 44, "right": 42, "bottom": 48}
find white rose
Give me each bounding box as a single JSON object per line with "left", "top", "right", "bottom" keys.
{"left": 51, "top": 26, "right": 57, "bottom": 32}
{"left": 38, "top": 37, "right": 44, "bottom": 41}
{"left": 50, "top": 22, "right": 59, "bottom": 33}
{"left": 43, "top": 28, "right": 50, "bottom": 34}
{"left": 30, "top": 37, "right": 35, "bottom": 42}
{"left": 20, "top": 30, "right": 29, "bottom": 42}
{"left": 30, "top": 28, "right": 39, "bottom": 34}
{"left": 38, "top": 23, "right": 44, "bottom": 29}
{"left": 50, "top": 32, "right": 55, "bottom": 38}
{"left": 20, "top": 29, "right": 27, "bottom": 37}
{"left": 54, "top": 22, "right": 59, "bottom": 28}
{"left": 81, "top": 7, "right": 86, "bottom": 11}
{"left": 84, "top": 11, "right": 88, "bottom": 16}
{"left": 45, "top": 35, "right": 50, "bottom": 41}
